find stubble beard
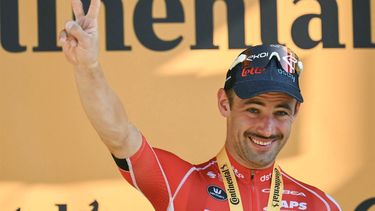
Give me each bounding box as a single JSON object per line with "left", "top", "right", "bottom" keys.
{"left": 239, "top": 131, "right": 284, "bottom": 169}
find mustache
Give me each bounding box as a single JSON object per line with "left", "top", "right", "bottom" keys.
{"left": 245, "top": 131, "right": 283, "bottom": 140}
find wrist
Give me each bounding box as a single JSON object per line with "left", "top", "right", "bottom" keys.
{"left": 76, "top": 61, "right": 100, "bottom": 71}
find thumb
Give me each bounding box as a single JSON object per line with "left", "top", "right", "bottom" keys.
{"left": 65, "top": 21, "right": 87, "bottom": 43}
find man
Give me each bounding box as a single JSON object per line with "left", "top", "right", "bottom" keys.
{"left": 59, "top": 0, "right": 341, "bottom": 210}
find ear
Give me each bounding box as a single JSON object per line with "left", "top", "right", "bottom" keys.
{"left": 293, "top": 102, "right": 301, "bottom": 118}
{"left": 217, "top": 88, "right": 231, "bottom": 117}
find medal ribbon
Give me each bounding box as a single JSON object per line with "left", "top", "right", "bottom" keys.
{"left": 216, "top": 148, "right": 283, "bottom": 211}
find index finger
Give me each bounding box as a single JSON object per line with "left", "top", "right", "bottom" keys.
{"left": 71, "top": 0, "right": 84, "bottom": 19}
{"left": 87, "top": 0, "right": 101, "bottom": 19}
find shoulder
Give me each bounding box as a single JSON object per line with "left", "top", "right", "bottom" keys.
{"left": 152, "top": 147, "right": 193, "bottom": 171}
{"left": 281, "top": 170, "right": 342, "bottom": 211}
{"left": 152, "top": 147, "right": 222, "bottom": 185}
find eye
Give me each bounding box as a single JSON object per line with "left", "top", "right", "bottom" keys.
{"left": 247, "top": 108, "right": 259, "bottom": 114}
{"left": 274, "top": 110, "right": 290, "bottom": 116}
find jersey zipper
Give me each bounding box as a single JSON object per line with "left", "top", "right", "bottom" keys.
{"left": 250, "top": 169, "right": 260, "bottom": 210}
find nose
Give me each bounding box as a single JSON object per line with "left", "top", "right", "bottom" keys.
{"left": 255, "top": 115, "right": 276, "bottom": 138}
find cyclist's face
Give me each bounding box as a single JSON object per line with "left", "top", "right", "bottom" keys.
{"left": 219, "top": 90, "right": 299, "bottom": 169}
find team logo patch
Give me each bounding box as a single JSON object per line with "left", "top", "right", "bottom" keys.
{"left": 207, "top": 185, "right": 227, "bottom": 201}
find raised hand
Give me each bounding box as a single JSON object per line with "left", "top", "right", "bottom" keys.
{"left": 59, "top": 0, "right": 101, "bottom": 68}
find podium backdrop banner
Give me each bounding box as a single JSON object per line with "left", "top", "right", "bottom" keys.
{"left": 1, "top": 0, "right": 374, "bottom": 210}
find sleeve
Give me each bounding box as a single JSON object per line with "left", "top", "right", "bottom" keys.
{"left": 304, "top": 184, "right": 342, "bottom": 211}
{"left": 112, "top": 135, "right": 193, "bottom": 211}
{"left": 302, "top": 183, "right": 342, "bottom": 211}
{"left": 280, "top": 169, "right": 342, "bottom": 211}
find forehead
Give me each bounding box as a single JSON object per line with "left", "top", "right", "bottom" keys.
{"left": 234, "top": 92, "right": 297, "bottom": 105}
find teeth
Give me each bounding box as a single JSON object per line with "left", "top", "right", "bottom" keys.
{"left": 251, "top": 137, "right": 272, "bottom": 146}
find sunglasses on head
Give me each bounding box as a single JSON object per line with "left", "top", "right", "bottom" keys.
{"left": 229, "top": 44, "right": 303, "bottom": 75}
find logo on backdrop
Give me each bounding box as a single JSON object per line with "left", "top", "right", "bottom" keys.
{"left": 355, "top": 197, "right": 375, "bottom": 211}
{"left": 1, "top": 0, "right": 374, "bottom": 52}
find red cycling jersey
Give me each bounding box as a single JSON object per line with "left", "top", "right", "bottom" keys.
{"left": 115, "top": 135, "right": 341, "bottom": 211}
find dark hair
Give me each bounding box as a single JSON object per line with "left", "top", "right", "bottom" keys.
{"left": 225, "top": 89, "right": 235, "bottom": 108}
{"left": 224, "top": 89, "right": 300, "bottom": 115}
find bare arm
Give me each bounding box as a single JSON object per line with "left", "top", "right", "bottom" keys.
{"left": 59, "top": 0, "right": 141, "bottom": 158}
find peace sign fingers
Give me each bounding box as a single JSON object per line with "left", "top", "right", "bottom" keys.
{"left": 71, "top": 0, "right": 101, "bottom": 20}
{"left": 61, "top": 0, "right": 100, "bottom": 67}
{"left": 71, "top": 0, "right": 85, "bottom": 20}
{"left": 87, "top": 0, "right": 101, "bottom": 19}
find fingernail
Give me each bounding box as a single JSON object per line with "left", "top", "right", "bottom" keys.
{"left": 65, "top": 21, "right": 74, "bottom": 31}
{"left": 59, "top": 37, "right": 67, "bottom": 44}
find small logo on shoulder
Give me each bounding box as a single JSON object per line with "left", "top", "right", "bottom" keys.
{"left": 207, "top": 185, "right": 227, "bottom": 201}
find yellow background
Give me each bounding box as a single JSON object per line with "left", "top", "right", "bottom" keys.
{"left": 1, "top": 0, "right": 374, "bottom": 210}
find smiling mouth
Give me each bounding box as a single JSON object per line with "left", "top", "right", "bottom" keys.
{"left": 249, "top": 136, "right": 273, "bottom": 146}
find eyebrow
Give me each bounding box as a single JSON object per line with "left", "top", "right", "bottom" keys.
{"left": 243, "top": 99, "right": 293, "bottom": 112}
{"left": 276, "top": 103, "right": 293, "bottom": 112}
{"left": 243, "top": 99, "right": 265, "bottom": 106}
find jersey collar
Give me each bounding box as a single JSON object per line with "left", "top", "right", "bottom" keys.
{"left": 222, "top": 148, "right": 275, "bottom": 185}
